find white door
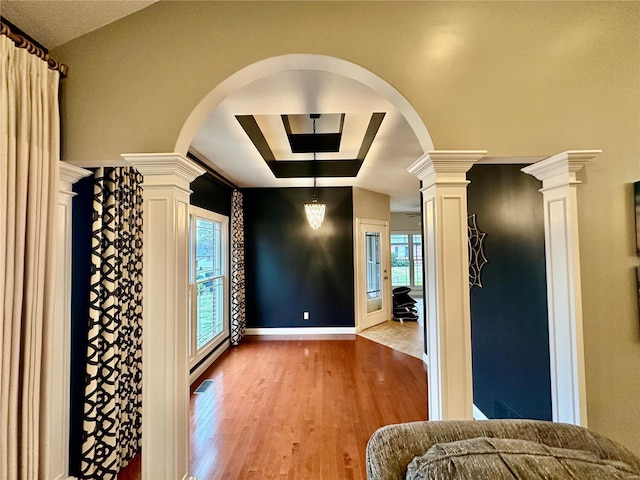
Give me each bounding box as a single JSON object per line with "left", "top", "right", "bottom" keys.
{"left": 356, "top": 219, "right": 391, "bottom": 331}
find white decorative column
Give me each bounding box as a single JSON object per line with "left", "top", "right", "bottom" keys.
{"left": 41, "top": 162, "right": 91, "bottom": 480}
{"left": 522, "top": 150, "right": 600, "bottom": 426}
{"left": 124, "top": 153, "right": 204, "bottom": 480}
{"left": 408, "top": 150, "right": 486, "bottom": 421}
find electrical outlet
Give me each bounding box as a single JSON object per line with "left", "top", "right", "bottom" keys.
{"left": 303, "top": 311, "right": 309, "bottom": 320}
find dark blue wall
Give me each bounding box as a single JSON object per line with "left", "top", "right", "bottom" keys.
{"left": 467, "top": 165, "right": 551, "bottom": 420}
{"left": 69, "top": 173, "right": 94, "bottom": 475}
{"left": 243, "top": 187, "right": 355, "bottom": 328}
{"left": 190, "top": 172, "right": 232, "bottom": 216}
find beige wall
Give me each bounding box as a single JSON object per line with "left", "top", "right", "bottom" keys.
{"left": 391, "top": 212, "right": 421, "bottom": 232}
{"left": 53, "top": 1, "right": 640, "bottom": 453}
{"left": 353, "top": 187, "right": 391, "bottom": 224}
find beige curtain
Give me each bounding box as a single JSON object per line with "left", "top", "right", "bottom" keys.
{"left": 0, "top": 34, "right": 61, "bottom": 479}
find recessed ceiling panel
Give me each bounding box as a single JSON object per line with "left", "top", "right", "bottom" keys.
{"left": 283, "top": 113, "right": 345, "bottom": 153}
{"left": 285, "top": 113, "right": 343, "bottom": 134}
{"left": 288, "top": 133, "right": 342, "bottom": 154}
{"left": 189, "top": 69, "right": 426, "bottom": 212}
{"left": 236, "top": 112, "right": 386, "bottom": 178}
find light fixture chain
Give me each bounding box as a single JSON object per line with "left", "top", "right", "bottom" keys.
{"left": 312, "top": 116, "right": 317, "bottom": 197}
{"left": 305, "top": 113, "right": 326, "bottom": 229}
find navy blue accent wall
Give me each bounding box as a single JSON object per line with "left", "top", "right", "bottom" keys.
{"left": 467, "top": 165, "right": 551, "bottom": 421}
{"left": 190, "top": 172, "right": 232, "bottom": 216}
{"left": 243, "top": 187, "right": 354, "bottom": 328}
{"left": 69, "top": 173, "right": 95, "bottom": 475}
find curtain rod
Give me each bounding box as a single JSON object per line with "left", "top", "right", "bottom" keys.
{"left": 1, "top": 19, "right": 68, "bottom": 77}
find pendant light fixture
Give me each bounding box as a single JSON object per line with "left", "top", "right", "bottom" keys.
{"left": 304, "top": 114, "right": 326, "bottom": 229}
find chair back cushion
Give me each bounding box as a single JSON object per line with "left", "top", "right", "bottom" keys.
{"left": 406, "top": 437, "right": 640, "bottom": 480}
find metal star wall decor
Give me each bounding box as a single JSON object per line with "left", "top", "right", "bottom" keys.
{"left": 468, "top": 213, "right": 488, "bottom": 288}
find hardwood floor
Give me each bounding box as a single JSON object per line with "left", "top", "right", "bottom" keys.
{"left": 119, "top": 335, "right": 428, "bottom": 479}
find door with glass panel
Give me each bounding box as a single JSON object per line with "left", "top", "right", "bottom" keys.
{"left": 189, "top": 206, "right": 229, "bottom": 367}
{"left": 356, "top": 219, "right": 390, "bottom": 331}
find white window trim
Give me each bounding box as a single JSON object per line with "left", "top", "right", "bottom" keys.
{"left": 188, "top": 205, "right": 229, "bottom": 370}
{"left": 391, "top": 230, "right": 423, "bottom": 294}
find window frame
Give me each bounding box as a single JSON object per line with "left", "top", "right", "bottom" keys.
{"left": 390, "top": 231, "right": 423, "bottom": 291}
{"left": 188, "top": 205, "right": 229, "bottom": 369}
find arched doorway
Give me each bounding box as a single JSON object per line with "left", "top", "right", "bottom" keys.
{"left": 174, "top": 54, "right": 434, "bottom": 157}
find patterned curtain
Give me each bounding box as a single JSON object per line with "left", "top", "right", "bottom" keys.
{"left": 80, "top": 167, "right": 143, "bottom": 479}
{"left": 230, "top": 189, "right": 246, "bottom": 345}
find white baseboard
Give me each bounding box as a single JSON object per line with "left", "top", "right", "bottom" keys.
{"left": 189, "top": 340, "right": 230, "bottom": 385}
{"left": 473, "top": 404, "right": 489, "bottom": 420}
{"left": 245, "top": 327, "right": 356, "bottom": 336}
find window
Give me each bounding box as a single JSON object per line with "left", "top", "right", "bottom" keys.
{"left": 189, "top": 206, "right": 229, "bottom": 366}
{"left": 366, "top": 231, "right": 383, "bottom": 313}
{"left": 391, "top": 232, "right": 423, "bottom": 289}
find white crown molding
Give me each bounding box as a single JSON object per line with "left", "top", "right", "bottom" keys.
{"left": 427, "top": 150, "right": 489, "bottom": 164}
{"left": 407, "top": 154, "right": 434, "bottom": 179}
{"left": 59, "top": 162, "right": 91, "bottom": 187}
{"left": 522, "top": 150, "right": 601, "bottom": 184}
{"left": 408, "top": 150, "right": 487, "bottom": 183}
{"left": 123, "top": 152, "right": 205, "bottom": 184}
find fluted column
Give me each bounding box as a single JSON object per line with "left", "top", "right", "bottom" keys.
{"left": 522, "top": 149, "right": 600, "bottom": 426}
{"left": 124, "top": 153, "right": 204, "bottom": 480}
{"left": 408, "top": 150, "right": 486, "bottom": 421}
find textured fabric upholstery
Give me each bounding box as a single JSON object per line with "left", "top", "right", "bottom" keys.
{"left": 406, "top": 437, "right": 639, "bottom": 480}
{"left": 365, "top": 420, "right": 640, "bottom": 480}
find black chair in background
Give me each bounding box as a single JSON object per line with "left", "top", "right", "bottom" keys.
{"left": 392, "top": 286, "right": 418, "bottom": 322}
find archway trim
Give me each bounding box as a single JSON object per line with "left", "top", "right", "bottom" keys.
{"left": 174, "top": 54, "right": 434, "bottom": 156}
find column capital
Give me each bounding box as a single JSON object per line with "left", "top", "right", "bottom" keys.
{"left": 522, "top": 150, "right": 601, "bottom": 187}
{"left": 123, "top": 153, "right": 205, "bottom": 186}
{"left": 408, "top": 150, "right": 487, "bottom": 184}
{"left": 59, "top": 161, "right": 91, "bottom": 195}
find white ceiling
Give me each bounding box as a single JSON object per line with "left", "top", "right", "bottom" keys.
{"left": 191, "top": 69, "right": 425, "bottom": 212}
{"left": 1, "top": 0, "right": 428, "bottom": 212}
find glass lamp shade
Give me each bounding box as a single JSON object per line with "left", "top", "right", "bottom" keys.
{"left": 304, "top": 200, "right": 326, "bottom": 229}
